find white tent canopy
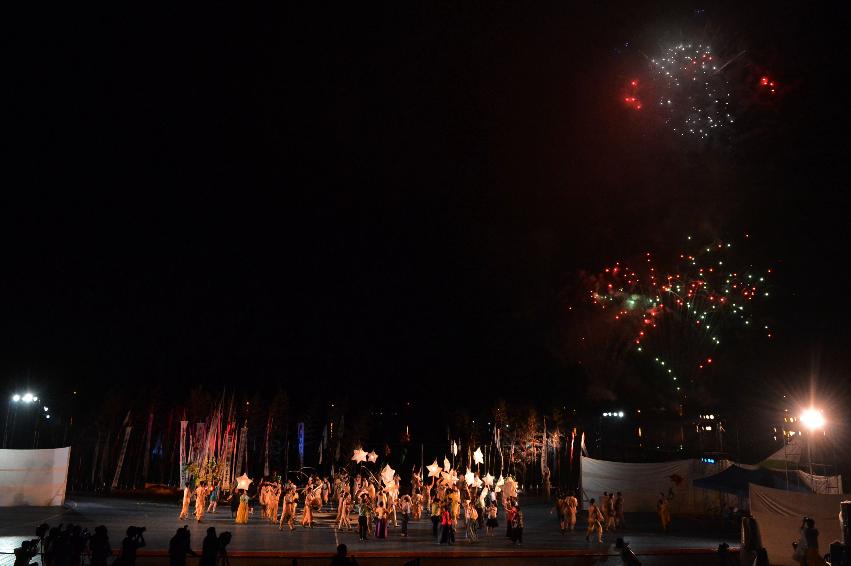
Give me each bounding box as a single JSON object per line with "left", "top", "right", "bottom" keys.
{"left": 0, "top": 447, "right": 70, "bottom": 506}
{"left": 581, "top": 455, "right": 731, "bottom": 513}
{"left": 750, "top": 482, "right": 849, "bottom": 566}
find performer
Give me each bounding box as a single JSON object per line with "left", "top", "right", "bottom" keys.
{"left": 338, "top": 494, "right": 353, "bottom": 531}
{"left": 179, "top": 482, "right": 192, "bottom": 520}
{"left": 600, "top": 492, "right": 610, "bottom": 529}
{"left": 229, "top": 487, "right": 240, "bottom": 519}
{"left": 269, "top": 480, "right": 281, "bottom": 523}
{"left": 279, "top": 488, "right": 297, "bottom": 532}
{"left": 486, "top": 501, "right": 498, "bottom": 536}
{"left": 400, "top": 495, "right": 411, "bottom": 537}
{"left": 614, "top": 491, "right": 626, "bottom": 529}
{"left": 439, "top": 504, "right": 453, "bottom": 545}
{"left": 464, "top": 500, "right": 478, "bottom": 542}
{"left": 207, "top": 482, "right": 220, "bottom": 513}
{"left": 374, "top": 500, "right": 388, "bottom": 539}
{"left": 258, "top": 481, "right": 269, "bottom": 520}
{"left": 585, "top": 498, "right": 603, "bottom": 543}
{"left": 335, "top": 482, "right": 349, "bottom": 526}
{"left": 412, "top": 491, "right": 423, "bottom": 521}
{"left": 430, "top": 495, "right": 441, "bottom": 538}
{"left": 556, "top": 493, "right": 567, "bottom": 534}
{"left": 234, "top": 490, "right": 249, "bottom": 524}
{"left": 389, "top": 474, "right": 401, "bottom": 527}
{"left": 605, "top": 491, "right": 616, "bottom": 531}
{"left": 657, "top": 493, "right": 671, "bottom": 532}
{"left": 450, "top": 486, "right": 461, "bottom": 528}
{"left": 301, "top": 489, "right": 314, "bottom": 528}
{"left": 356, "top": 494, "right": 370, "bottom": 541}
{"left": 321, "top": 477, "right": 330, "bottom": 511}
{"left": 509, "top": 502, "right": 523, "bottom": 545}
{"left": 567, "top": 493, "right": 578, "bottom": 532}
{"left": 194, "top": 481, "right": 209, "bottom": 523}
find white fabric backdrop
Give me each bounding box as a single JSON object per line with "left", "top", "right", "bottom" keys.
{"left": 750, "top": 482, "right": 847, "bottom": 566}
{"left": 0, "top": 447, "right": 70, "bottom": 506}
{"left": 796, "top": 470, "right": 843, "bottom": 495}
{"left": 581, "top": 455, "right": 732, "bottom": 513}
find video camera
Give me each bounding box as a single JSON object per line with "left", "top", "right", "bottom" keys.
{"left": 15, "top": 539, "right": 40, "bottom": 564}
{"left": 127, "top": 526, "right": 146, "bottom": 538}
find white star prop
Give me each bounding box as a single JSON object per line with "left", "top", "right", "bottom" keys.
{"left": 441, "top": 470, "right": 459, "bottom": 486}
{"left": 464, "top": 467, "right": 475, "bottom": 486}
{"left": 367, "top": 451, "right": 378, "bottom": 463}
{"left": 483, "top": 473, "right": 495, "bottom": 487}
{"left": 473, "top": 447, "right": 484, "bottom": 465}
{"left": 451, "top": 441, "right": 458, "bottom": 456}
{"left": 427, "top": 460, "right": 442, "bottom": 479}
{"left": 351, "top": 449, "right": 368, "bottom": 463}
{"left": 495, "top": 475, "right": 505, "bottom": 493}
{"left": 443, "top": 456, "right": 451, "bottom": 472}
{"left": 503, "top": 476, "right": 517, "bottom": 498}
{"left": 473, "top": 476, "right": 483, "bottom": 488}
{"left": 236, "top": 473, "right": 252, "bottom": 491}
{"left": 381, "top": 464, "right": 396, "bottom": 486}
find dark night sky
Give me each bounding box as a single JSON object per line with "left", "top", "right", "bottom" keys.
{"left": 4, "top": 2, "right": 851, "bottom": 418}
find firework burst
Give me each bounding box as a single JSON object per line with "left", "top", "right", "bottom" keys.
{"left": 584, "top": 235, "right": 773, "bottom": 399}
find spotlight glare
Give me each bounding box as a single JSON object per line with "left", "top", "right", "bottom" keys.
{"left": 800, "top": 408, "right": 825, "bottom": 431}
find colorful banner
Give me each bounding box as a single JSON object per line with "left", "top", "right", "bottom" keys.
{"left": 179, "top": 420, "right": 188, "bottom": 486}
{"left": 142, "top": 413, "right": 154, "bottom": 481}
{"left": 111, "top": 426, "right": 132, "bottom": 489}
{"left": 297, "top": 422, "right": 305, "bottom": 468}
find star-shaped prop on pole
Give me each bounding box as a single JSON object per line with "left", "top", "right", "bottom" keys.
{"left": 367, "top": 451, "right": 378, "bottom": 463}
{"left": 495, "top": 475, "right": 505, "bottom": 493}
{"left": 503, "top": 476, "right": 517, "bottom": 498}
{"left": 473, "top": 447, "right": 484, "bottom": 465}
{"left": 381, "top": 464, "right": 396, "bottom": 486}
{"left": 441, "top": 469, "right": 459, "bottom": 486}
{"left": 451, "top": 441, "right": 458, "bottom": 457}
{"left": 352, "top": 449, "right": 368, "bottom": 464}
{"left": 483, "top": 473, "right": 495, "bottom": 487}
{"left": 464, "top": 468, "right": 475, "bottom": 486}
{"left": 236, "top": 473, "right": 252, "bottom": 491}
{"left": 427, "top": 460, "right": 442, "bottom": 479}
{"left": 443, "top": 457, "right": 451, "bottom": 473}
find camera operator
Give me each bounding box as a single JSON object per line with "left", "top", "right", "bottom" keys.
{"left": 13, "top": 539, "right": 39, "bottom": 566}
{"left": 115, "top": 526, "right": 146, "bottom": 566}
{"left": 792, "top": 517, "right": 824, "bottom": 566}
{"left": 168, "top": 526, "right": 197, "bottom": 566}
{"left": 69, "top": 525, "right": 90, "bottom": 566}
{"left": 89, "top": 526, "right": 112, "bottom": 566}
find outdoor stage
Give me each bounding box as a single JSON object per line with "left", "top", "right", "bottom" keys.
{"left": 0, "top": 497, "right": 739, "bottom": 565}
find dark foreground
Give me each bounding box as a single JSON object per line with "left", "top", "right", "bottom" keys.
{"left": 0, "top": 496, "right": 739, "bottom": 565}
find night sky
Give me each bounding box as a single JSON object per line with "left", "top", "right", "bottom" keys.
{"left": 5, "top": 2, "right": 851, "bottom": 428}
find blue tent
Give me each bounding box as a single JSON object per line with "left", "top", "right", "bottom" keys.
{"left": 693, "top": 465, "right": 811, "bottom": 497}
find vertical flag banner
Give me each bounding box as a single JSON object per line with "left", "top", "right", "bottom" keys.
{"left": 179, "top": 420, "right": 188, "bottom": 486}
{"left": 297, "top": 422, "right": 305, "bottom": 468}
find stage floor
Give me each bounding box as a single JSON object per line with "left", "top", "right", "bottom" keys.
{"left": 0, "top": 497, "right": 738, "bottom": 564}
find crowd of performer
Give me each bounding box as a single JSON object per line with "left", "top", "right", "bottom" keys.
{"left": 179, "top": 467, "right": 538, "bottom": 544}
{"left": 178, "top": 471, "right": 673, "bottom": 546}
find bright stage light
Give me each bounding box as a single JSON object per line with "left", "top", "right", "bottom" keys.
{"left": 21, "top": 393, "right": 33, "bottom": 403}
{"left": 12, "top": 394, "right": 21, "bottom": 402}
{"left": 800, "top": 408, "right": 825, "bottom": 431}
